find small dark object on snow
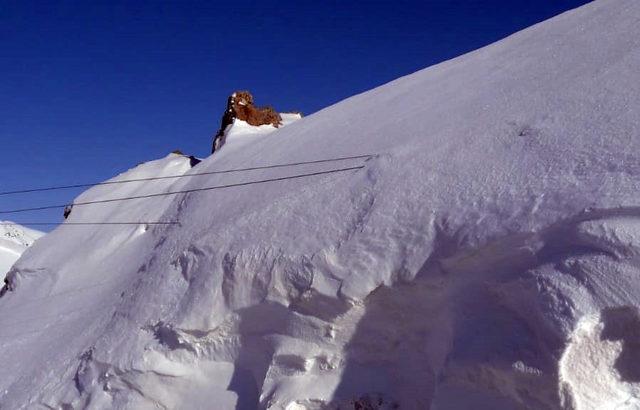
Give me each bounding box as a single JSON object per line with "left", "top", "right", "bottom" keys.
{"left": 64, "top": 204, "right": 73, "bottom": 219}
{"left": 0, "top": 277, "right": 11, "bottom": 297}
{"left": 188, "top": 155, "right": 201, "bottom": 167}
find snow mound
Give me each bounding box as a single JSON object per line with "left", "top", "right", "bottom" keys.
{"left": 2, "top": 0, "right": 640, "bottom": 408}
{"left": 560, "top": 308, "right": 640, "bottom": 410}
{"left": 215, "top": 113, "right": 303, "bottom": 159}
{"left": 0, "top": 223, "right": 43, "bottom": 276}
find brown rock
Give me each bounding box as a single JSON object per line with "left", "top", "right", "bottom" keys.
{"left": 212, "top": 91, "right": 282, "bottom": 153}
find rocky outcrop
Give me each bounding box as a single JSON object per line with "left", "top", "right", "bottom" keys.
{"left": 212, "top": 91, "right": 283, "bottom": 153}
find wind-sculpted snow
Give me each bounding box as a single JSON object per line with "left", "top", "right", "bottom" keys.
{"left": 0, "top": 223, "right": 43, "bottom": 277}
{"left": 2, "top": 0, "right": 640, "bottom": 408}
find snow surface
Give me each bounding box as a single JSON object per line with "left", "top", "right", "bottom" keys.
{"left": 2, "top": 0, "right": 640, "bottom": 408}
{"left": 216, "top": 113, "right": 302, "bottom": 159}
{"left": 0, "top": 223, "right": 43, "bottom": 277}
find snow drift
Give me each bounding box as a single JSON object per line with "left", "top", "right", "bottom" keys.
{"left": 2, "top": 0, "right": 640, "bottom": 408}
{"left": 0, "top": 223, "right": 43, "bottom": 277}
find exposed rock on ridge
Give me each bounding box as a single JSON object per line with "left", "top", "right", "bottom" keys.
{"left": 212, "top": 91, "right": 283, "bottom": 153}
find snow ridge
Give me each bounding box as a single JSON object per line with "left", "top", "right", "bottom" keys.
{"left": 0, "top": 222, "right": 43, "bottom": 276}
{"left": 2, "top": 0, "right": 640, "bottom": 408}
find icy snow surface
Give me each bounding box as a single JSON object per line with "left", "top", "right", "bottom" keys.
{"left": 2, "top": 0, "right": 640, "bottom": 408}
{"left": 0, "top": 223, "right": 43, "bottom": 276}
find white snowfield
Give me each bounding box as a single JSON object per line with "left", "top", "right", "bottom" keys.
{"left": 2, "top": 0, "right": 640, "bottom": 408}
{"left": 0, "top": 223, "right": 43, "bottom": 277}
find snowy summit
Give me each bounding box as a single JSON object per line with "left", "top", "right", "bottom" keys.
{"left": 211, "top": 90, "right": 302, "bottom": 154}
{"left": 2, "top": 1, "right": 640, "bottom": 409}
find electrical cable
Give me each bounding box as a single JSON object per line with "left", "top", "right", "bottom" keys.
{"left": 0, "top": 165, "right": 365, "bottom": 215}
{"left": 0, "top": 154, "right": 374, "bottom": 196}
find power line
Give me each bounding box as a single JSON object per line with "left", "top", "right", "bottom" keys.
{"left": 0, "top": 165, "right": 365, "bottom": 215}
{"left": 0, "top": 154, "right": 374, "bottom": 196}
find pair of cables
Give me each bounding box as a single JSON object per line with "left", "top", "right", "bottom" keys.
{"left": 1, "top": 154, "right": 373, "bottom": 227}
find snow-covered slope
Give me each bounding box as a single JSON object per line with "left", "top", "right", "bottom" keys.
{"left": 216, "top": 112, "right": 302, "bottom": 159}
{"left": 2, "top": 0, "right": 640, "bottom": 408}
{"left": 0, "top": 223, "right": 43, "bottom": 276}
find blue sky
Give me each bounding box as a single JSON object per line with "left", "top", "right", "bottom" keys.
{"left": 1, "top": 0, "right": 591, "bottom": 228}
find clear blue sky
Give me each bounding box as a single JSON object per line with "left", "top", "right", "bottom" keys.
{"left": 1, "top": 0, "right": 590, "bottom": 229}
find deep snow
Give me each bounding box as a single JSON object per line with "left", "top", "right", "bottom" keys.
{"left": 2, "top": 0, "right": 640, "bottom": 408}
{"left": 0, "top": 223, "right": 43, "bottom": 277}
